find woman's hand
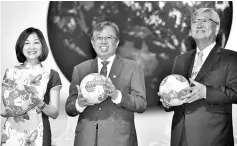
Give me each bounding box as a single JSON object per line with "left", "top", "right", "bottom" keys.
{"left": 34, "top": 86, "right": 61, "bottom": 119}
{"left": 1, "top": 103, "right": 9, "bottom": 117}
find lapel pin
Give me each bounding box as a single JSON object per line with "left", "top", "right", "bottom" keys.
{"left": 113, "top": 75, "right": 116, "bottom": 78}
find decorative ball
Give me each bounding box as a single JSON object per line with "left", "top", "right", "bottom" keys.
{"left": 159, "top": 74, "right": 190, "bottom": 103}
{"left": 2, "top": 83, "right": 37, "bottom": 117}
{"left": 80, "top": 73, "right": 108, "bottom": 104}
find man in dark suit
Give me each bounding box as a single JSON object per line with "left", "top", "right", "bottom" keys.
{"left": 65, "top": 21, "right": 147, "bottom": 146}
{"left": 159, "top": 8, "right": 237, "bottom": 146}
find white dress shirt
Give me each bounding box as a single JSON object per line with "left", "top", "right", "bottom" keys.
{"left": 75, "top": 54, "right": 122, "bottom": 112}
{"left": 192, "top": 42, "right": 216, "bottom": 75}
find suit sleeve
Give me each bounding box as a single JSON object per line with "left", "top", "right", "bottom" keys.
{"left": 206, "top": 52, "right": 237, "bottom": 104}
{"left": 65, "top": 66, "right": 80, "bottom": 117}
{"left": 162, "top": 56, "right": 179, "bottom": 112}
{"left": 118, "top": 63, "right": 147, "bottom": 113}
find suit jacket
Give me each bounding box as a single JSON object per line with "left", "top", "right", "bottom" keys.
{"left": 65, "top": 55, "right": 147, "bottom": 146}
{"left": 169, "top": 44, "right": 237, "bottom": 146}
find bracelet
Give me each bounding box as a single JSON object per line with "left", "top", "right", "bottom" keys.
{"left": 39, "top": 102, "right": 46, "bottom": 111}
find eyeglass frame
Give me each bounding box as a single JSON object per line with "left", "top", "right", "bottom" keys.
{"left": 191, "top": 18, "right": 219, "bottom": 25}
{"left": 92, "top": 36, "right": 118, "bottom": 42}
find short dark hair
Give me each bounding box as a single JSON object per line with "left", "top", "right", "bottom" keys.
{"left": 91, "top": 21, "right": 120, "bottom": 40}
{"left": 15, "top": 27, "right": 49, "bottom": 63}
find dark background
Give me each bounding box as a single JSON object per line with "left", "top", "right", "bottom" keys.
{"left": 47, "top": 1, "right": 233, "bottom": 107}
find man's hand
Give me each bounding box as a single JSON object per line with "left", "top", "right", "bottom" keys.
{"left": 158, "top": 92, "right": 188, "bottom": 107}
{"left": 182, "top": 78, "right": 206, "bottom": 103}
{"left": 104, "top": 78, "right": 118, "bottom": 100}
{"left": 76, "top": 85, "right": 94, "bottom": 107}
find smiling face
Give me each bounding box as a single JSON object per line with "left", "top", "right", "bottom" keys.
{"left": 22, "top": 33, "right": 42, "bottom": 62}
{"left": 191, "top": 12, "right": 220, "bottom": 42}
{"left": 91, "top": 26, "right": 119, "bottom": 60}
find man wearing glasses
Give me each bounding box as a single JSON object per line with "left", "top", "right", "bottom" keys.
{"left": 65, "top": 21, "right": 147, "bottom": 146}
{"left": 159, "top": 8, "right": 237, "bottom": 146}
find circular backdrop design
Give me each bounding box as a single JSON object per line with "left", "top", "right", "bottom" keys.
{"left": 47, "top": 1, "right": 232, "bottom": 106}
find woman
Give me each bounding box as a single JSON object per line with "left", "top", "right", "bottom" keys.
{"left": 1, "top": 27, "right": 62, "bottom": 146}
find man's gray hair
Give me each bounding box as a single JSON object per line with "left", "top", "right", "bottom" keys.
{"left": 191, "top": 8, "right": 220, "bottom": 25}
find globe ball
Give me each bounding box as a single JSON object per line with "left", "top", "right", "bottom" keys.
{"left": 159, "top": 74, "right": 190, "bottom": 103}
{"left": 80, "top": 73, "right": 108, "bottom": 104}
{"left": 2, "top": 83, "right": 37, "bottom": 117}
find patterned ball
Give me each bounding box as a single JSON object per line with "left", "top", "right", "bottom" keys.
{"left": 159, "top": 74, "right": 190, "bottom": 103}
{"left": 2, "top": 83, "right": 37, "bottom": 117}
{"left": 80, "top": 73, "right": 108, "bottom": 104}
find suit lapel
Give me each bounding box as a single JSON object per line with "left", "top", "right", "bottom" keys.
{"left": 91, "top": 58, "right": 98, "bottom": 74}
{"left": 187, "top": 50, "right": 196, "bottom": 79}
{"left": 109, "top": 55, "right": 124, "bottom": 84}
{"left": 195, "top": 44, "right": 222, "bottom": 82}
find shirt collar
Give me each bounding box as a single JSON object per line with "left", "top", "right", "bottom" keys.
{"left": 97, "top": 54, "right": 116, "bottom": 77}
{"left": 97, "top": 54, "right": 116, "bottom": 64}
{"left": 196, "top": 42, "right": 216, "bottom": 55}
{"left": 24, "top": 62, "right": 43, "bottom": 69}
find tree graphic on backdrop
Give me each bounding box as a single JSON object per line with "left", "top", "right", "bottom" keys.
{"left": 47, "top": 1, "right": 232, "bottom": 106}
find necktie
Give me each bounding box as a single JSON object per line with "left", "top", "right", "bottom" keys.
{"left": 100, "top": 61, "right": 109, "bottom": 77}
{"left": 191, "top": 51, "right": 203, "bottom": 79}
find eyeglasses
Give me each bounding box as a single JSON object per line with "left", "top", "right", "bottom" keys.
{"left": 93, "top": 36, "right": 117, "bottom": 42}
{"left": 191, "top": 18, "right": 219, "bottom": 25}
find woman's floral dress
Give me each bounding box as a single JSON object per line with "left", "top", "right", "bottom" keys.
{"left": 1, "top": 64, "right": 62, "bottom": 146}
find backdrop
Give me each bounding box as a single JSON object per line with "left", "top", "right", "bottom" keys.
{"left": 1, "top": 1, "right": 237, "bottom": 146}
{"left": 47, "top": 1, "right": 233, "bottom": 107}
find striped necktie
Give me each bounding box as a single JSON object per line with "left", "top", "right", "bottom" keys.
{"left": 100, "top": 61, "right": 109, "bottom": 77}
{"left": 191, "top": 51, "right": 203, "bottom": 79}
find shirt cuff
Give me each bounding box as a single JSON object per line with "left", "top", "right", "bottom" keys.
{"left": 111, "top": 90, "right": 122, "bottom": 104}
{"left": 75, "top": 99, "right": 86, "bottom": 113}
{"left": 203, "top": 86, "right": 207, "bottom": 99}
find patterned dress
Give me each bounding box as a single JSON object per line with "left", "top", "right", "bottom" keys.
{"left": 1, "top": 64, "right": 62, "bottom": 146}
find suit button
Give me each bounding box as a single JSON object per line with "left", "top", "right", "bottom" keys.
{"left": 99, "top": 107, "right": 102, "bottom": 110}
